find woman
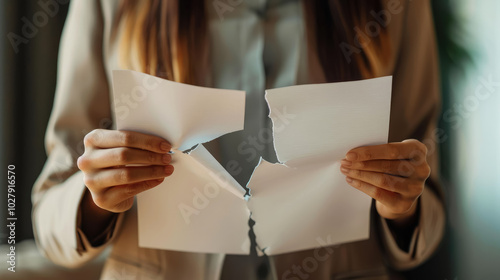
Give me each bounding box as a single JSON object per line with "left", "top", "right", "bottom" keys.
{"left": 32, "top": 0, "right": 445, "bottom": 279}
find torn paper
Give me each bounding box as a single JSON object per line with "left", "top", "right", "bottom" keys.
{"left": 112, "top": 70, "right": 250, "bottom": 254}
{"left": 248, "top": 76, "right": 392, "bottom": 255}
{"left": 112, "top": 70, "right": 392, "bottom": 256}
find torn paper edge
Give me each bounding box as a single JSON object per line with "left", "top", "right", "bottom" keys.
{"left": 114, "top": 70, "right": 390, "bottom": 256}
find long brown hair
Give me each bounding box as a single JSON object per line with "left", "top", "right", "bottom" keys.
{"left": 114, "top": 0, "right": 391, "bottom": 85}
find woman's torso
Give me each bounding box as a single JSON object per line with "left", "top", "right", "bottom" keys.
{"left": 96, "top": 0, "right": 425, "bottom": 279}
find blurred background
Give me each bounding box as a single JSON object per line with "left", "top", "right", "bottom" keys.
{"left": 0, "top": 0, "right": 499, "bottom": 279}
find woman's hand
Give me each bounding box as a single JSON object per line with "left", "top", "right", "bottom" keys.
{"left": 340, "top": 139, "right": 430, "bottom": 221}
{"left": 77, "top": 129, "right": 174, "bottom": 213}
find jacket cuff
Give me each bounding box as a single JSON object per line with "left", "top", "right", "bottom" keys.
{"left": 32, "top": 171, "right": 89, "bottom": 267}
{"left": 75, "top": 193, "right": 125, "bottom": 255}
{"left": 378, "top": 187, "right": 445, "bottom": 270}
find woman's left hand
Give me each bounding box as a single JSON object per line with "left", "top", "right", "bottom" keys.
{"left": 340, "top": 139, "right": 430, "bottom": 221}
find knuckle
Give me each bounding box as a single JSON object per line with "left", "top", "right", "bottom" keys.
{"left": 420, "top": 164, "right": 431, "bottom": 179}
{"left": 352, "top": 169, "right": 362, "bottom": 178}
{"left": 409, "top": 181, "right": 424, "bottom": 196}
{"left": 116, "top": 169, "right": 133, "bottom": 183}
{"left": 380, "top": 174, "right": 392, "bottom": 188}
{"left": 356, "top": 161, "right": 365, "bottom": 169}
{"left": 77, "top": 155, "right": 88, "bottom": 170}
{"left": 412, "top": 163, "right": 425, "bottom": 178}
{"left": 116, "top": 148, "right": 130, "bottom": 163}
{"left": 410, "top": 149, "right": 426, "bottom": 164}
{"left": 113, "top": 198, "right": 134, "bottom": 213}
{"left": 396, "top": 200, "right": 412, "bottom": 214}
{"left": 83, "top": 174, "right": 95, "bottom": 187}
{"left": 84, "top": 130, "right": 98, "bottom": 146}
{"left": 83, "top": 135, "right": 92, "bottom": 147}
{"left": 373, "top": 188, "right": 384, "bottom": 201}
{"left": 92, "top": 193, "right": 108, "bottom": 209}
{"left": 416, "top": 141, "right": 428, "bottom": 154}
{"left": 388, "top": 145, "right": 400, "bottom": 159}
{"left": 121, "top": 131, "right": 135, "bottom": 146}
{"left": 352, "top": 179, "right": 361, "bottom": 188}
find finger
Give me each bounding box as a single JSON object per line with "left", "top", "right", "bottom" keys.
{"left": 81, "top": 148, "right": 172, "bottom": 170}
{"left": 340, "top": 159, "right": 416, "bottom": 178}
{"left": 344, "top": 177, "right": 401, "bottom": 207}
{"left": 84, "top": 129, "right": 171, "bottom": 153}
{"left": 345, "top": 140, "right": 427, "bottom": 161}
{"left": 94, "top": 178, "right": 165, "bottom": 212}
{"left": 84, "top": 165, "right": 174, "bottom": 189}
{"left": 340, "top": 167, "right": 409, "bottom": 194}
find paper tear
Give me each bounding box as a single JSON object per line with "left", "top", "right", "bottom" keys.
{"left": 112, "top": 70, "right": 249, "bottom": 254}
{"left": 112, "top": 70, "right": 392, "bottom": 256}
{"left": 247, "top": 76, "right": 392, "bottom": 255}
{"left": 182, "top": 144, "right": 199, "bottom": 154}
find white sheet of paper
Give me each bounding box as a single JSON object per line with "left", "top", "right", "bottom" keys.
{"left": 138, "top": 145, "right": 251, "bottom": 254}
{"left": 112, "top": 70, "right": 245, "bottom": 151}
{"left": 248, "top": 76, "right": 392, "bottom": 255}
{"left": 112, "top": 70, "right": 250, "bottom": 254}
{"left": 112, "top": 70, "right": 392, "bottom": 256}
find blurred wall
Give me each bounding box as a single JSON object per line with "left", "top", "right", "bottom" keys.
{"left": 0, "top": 0, "right": 69, "bottom": 242}
{"left": 451, "top": 1, "right": 500, "bottom": 279}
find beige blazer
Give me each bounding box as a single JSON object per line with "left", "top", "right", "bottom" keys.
{"left": 32, "top": 0, "right": 445, "bottom": 279}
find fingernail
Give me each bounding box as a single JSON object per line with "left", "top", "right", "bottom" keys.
{"left": 164, "top": 165, "right": 174, "bottom": 175}
{"left": 162, "top": 154, "right": 171, "bottom": 164}
{"left": 340, "top": 160, "right": 352, "bottom": 166}
{"left": 346, "top": 152, "right": 357, "bottom": 161}
{"left": 340, "top": 167, "right": 349, "bottom": 174}
{"left": 160, "top": 142, "right": 170, "bottom": 152}
{"left": 346, "top": 177, "right": 353, "bottom": 183}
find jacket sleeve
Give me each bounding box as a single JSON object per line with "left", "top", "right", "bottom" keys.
{"left": 31, "top": 0, "right": 123, "bottom": 268}
{"left": 377, "top": 0, "right": 446, "bottom": 270}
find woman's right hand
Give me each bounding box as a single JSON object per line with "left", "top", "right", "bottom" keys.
{"left": 77, "top": 129, "right": 174, "bottom": 213}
